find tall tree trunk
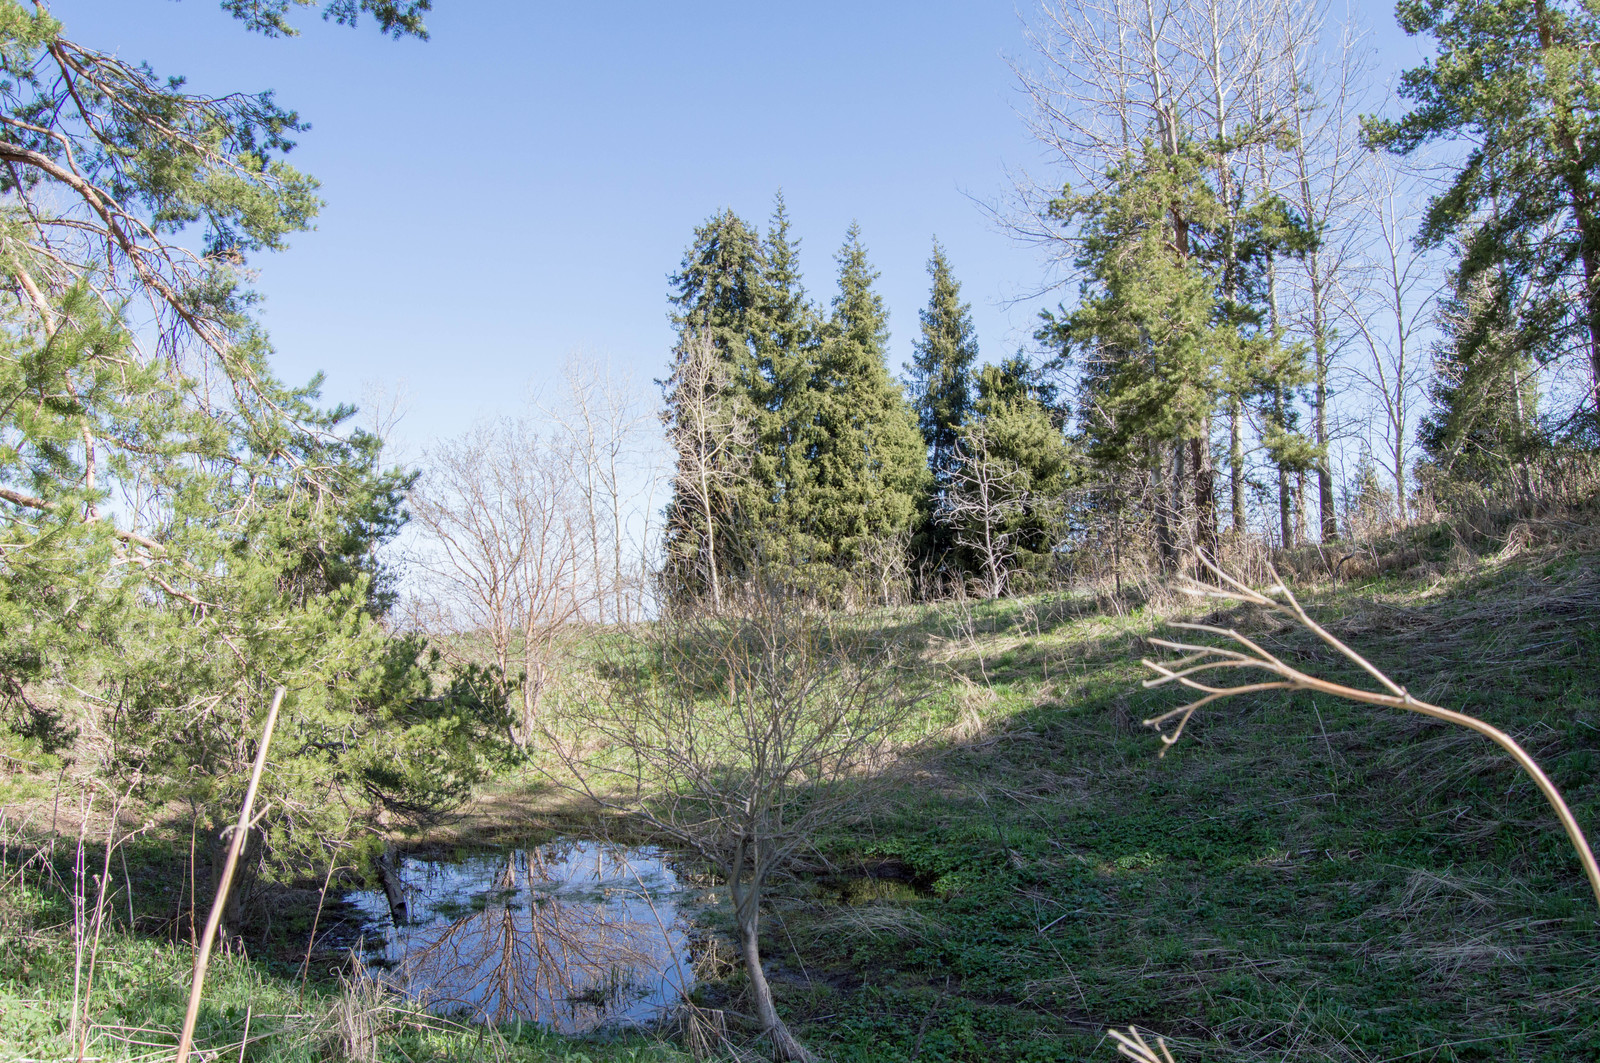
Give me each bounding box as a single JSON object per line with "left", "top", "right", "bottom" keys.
{"left": 1295, "top": 470, "right": 1308, "bottom": 546}
{"left": 1278, "top": 461, "right": 1294, "bottom": 549}
{"left": 1311, "top": 267, "right": 1337, "bottom": 542}
{"left": 1152, "top": 443, "right": 1176, "bottom": 572}
{"left": 1192, "top": 434, "right": 1217, "bottom": 558}
{"left": 1229, "top": 398, "right": 1245, "bottom": 535}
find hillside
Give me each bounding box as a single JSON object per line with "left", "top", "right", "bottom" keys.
{"left": 5, "top": 523, "right": 1599, "bottom": 1061}
{"left": 744, "top": 532, "right": 1600, "bottom": 1060}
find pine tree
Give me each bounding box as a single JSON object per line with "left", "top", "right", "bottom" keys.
{"left": 1057, "top": 140, "right": 1225, "bottom": 567}
{"left": 793, "top": 224, "right": 926, "bottom": 574}
{"left": 1365, "top": 0, "right": 1600, "bottom": 427}
{"left": 0, "top": 2, "right": 501, "bottom": 908}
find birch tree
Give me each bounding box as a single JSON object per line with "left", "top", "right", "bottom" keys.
{"left": 542, "top": 355, "right": 664, "bottom": 625}
{"left": 660, "top": 331, "right": 751, "bottom": 610}
{"left": 1334, "top": 160, "right": 1445, "bottom": 525}
{"left": 941, "top": 421, "right": 1031, "bottom": 599}
{"left": 409, "top": 418, "right": 583, "bottom": 750}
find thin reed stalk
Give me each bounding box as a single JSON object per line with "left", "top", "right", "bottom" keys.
{"left": 173, "top": 686, "right": 285, "bottom": 1063}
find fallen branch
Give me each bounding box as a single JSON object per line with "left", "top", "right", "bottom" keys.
{"left": 1140, "top": 551, "right": 1600, "bottom": 912}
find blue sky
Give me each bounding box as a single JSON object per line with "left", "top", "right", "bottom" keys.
{"left": 63, "top": 1, "right": 1428, "bottom": 453}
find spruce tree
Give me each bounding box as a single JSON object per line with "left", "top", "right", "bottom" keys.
{"left": 905, "top": 242, "right": 981, "bottom": 575}
{"left": 908, "top": 241, "right": 981, "bottom": 486}
{"left": 1419, "top": 265, "right": 1544, "bottom": 484}
{"left": 972, "top": 362, "right": 1076, "bottom": 560}
{"left": 755, "top": 194, "right": 823, "bottom": 538}
{"left": 661, "top": 209, "right": 765, "bottom": 595}
{"left": 794, "top": 224, "right": 926, "bottom": 573}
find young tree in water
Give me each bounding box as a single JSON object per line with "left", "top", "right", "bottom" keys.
{"left": 548, "top": 578, "right": 929, "bottom": 1062}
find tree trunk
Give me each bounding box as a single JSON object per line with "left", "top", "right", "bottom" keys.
{"left": 1311, "top": 291, "right": 1337, "bottom": 542}
{"left": 1295, "top": 470, "right": 1308, "bottom": 547}
{"left": 1228, "top": 399, "right": 1245, "bottom": 535}
{"left": 736, "top": 896, "right": 812, "bottom": 1062}
{"left": 1192, "top": 434, "right": 1217, "bottom": 559}
{"left": 510, "top": 659, "right": 545, "bottom": 750}
{"left": 1152, "top": 443, "right": 1176, "bottom": 572}
{"left": 1278, "top": 459, "right": 1294, "bottom": 549}
{"left": 208, "top": 817, "right": 259, "bottom": 937}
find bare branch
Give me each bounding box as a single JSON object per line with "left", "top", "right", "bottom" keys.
{"left": 1140, "top": 551, "right": 1600, "bottom": 911}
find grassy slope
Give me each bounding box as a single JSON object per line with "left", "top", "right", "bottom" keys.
{"left": 762, "top": 542, "right": 1600, "bottom": 1061}
{"left": 6, "top": 532, "right": 1599, "bottom": 1062}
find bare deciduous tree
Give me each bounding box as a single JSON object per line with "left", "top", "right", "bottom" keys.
{"left": 939, "top": 422, "right": 1030, "bottom": 600}
{"left": 1271, "top": 14, "right": 1379, "bottom": 542}
{"left": 1334, "top": 159, "right": 1444, "bottom": 526}
{"left": 541, "top": 354, "right": 665, "bottom": 625}
{"left": 408, "top": 418, "right": 582, "bottom": 748}
{"left": 661, "top": 332, "right": 752, "bottom": 612}
{"left": 547, "top": 583, "right": 929, "bottom": 1062}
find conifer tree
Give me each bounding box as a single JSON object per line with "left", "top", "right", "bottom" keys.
{"left": 794, "top": 224, "right": 926, "bottom": 573}
{"left": 661, "top": 210, "right": 765, "bottom": 596}
{"left": 755, "top": 195, "right": 823, "bottom": 538}
{"left": 1055, "top": 140, "right": 1226, "bottom": 566}
{"left": 908, "top": 242, "right": 981, "bottom": 486}
{"left": 0, "top": 1, "right": 503, "bottom": 908}
{"left": 972, "top": 361, "right": 1076, "bottom": 560}
{"left": 1365, "top": 0, "right": 1600, "bottom": 428}
{"left": 1419, "top": 265, "right": 1544, "bottom": 483}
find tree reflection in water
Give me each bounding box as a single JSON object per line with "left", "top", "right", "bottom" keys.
{"left": 347, "top": 841, "right": 694, "bottom": 1032}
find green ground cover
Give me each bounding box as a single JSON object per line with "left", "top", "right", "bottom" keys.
{"left": 5, "top": 532, "right": 1599, "bottom": 1061}
{"left": 758, "top": 547, "right": 1600, "bottom": 1060}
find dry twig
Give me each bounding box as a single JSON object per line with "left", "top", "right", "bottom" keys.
{"left": 1140, "top": 552, "right": 1600, "bottom": 912}
{"left": 1108, "top": 1025, "right": 1177, "bottom": 1063}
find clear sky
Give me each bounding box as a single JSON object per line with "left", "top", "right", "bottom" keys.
{"left": 61, "top": 0, "right": 1428, "bottom": 455}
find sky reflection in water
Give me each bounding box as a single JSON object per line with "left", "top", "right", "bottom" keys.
{"left": 345, "top": 840, "right": 695, "bottom": 1032}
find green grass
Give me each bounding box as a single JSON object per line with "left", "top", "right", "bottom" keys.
{"left": 746, "top": 546, "right": 1600, "bottom": 1061}
{"left": 8, "top": 528, "right": 1600, "bottom": 1061}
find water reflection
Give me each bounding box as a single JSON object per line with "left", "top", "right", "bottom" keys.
{"left": 345, "top": 840, "right": 694, "bottom": 1032}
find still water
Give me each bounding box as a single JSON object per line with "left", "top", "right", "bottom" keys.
{"left": 344, "top": 840, "right": 697, "bottom": 1032}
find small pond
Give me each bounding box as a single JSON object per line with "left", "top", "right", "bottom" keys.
{"left": 344, "top": 840, "right": 698, "bottom": 1032}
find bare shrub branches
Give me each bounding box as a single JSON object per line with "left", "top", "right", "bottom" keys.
{"left": 1109, "top": 1025, "right": 1178, "bottom": 1063}
{"left": 544, "top": 580, "right": 930, "bottom": 1061}
{"left": 1139, "top": 551, "right": 1600, "bottom": 910}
